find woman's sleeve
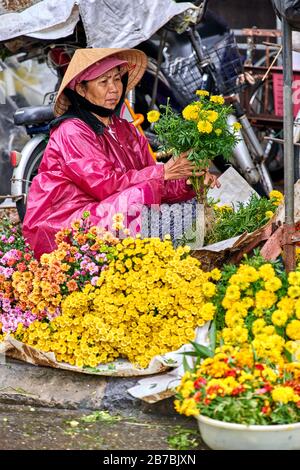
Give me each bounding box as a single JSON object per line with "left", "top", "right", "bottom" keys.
{"left": 54, "top": 122, "right": 165, "bottom": 203}
{"left": 162, "top": 179, "right": 196, "bottom": 203}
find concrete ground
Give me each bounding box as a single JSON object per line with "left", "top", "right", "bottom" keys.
{"left": 0, "top": 358, "right": 208, "bottom": 450}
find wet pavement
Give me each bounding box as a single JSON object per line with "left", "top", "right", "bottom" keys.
{"left": 0, "top": 404, "right": 207, "bottom": 450}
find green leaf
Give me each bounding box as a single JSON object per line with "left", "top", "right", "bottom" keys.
{"left": 208, "top": 320, "right": 216, "bottom": 352}
{"left": 189, "top": 341, "right": 214, "bottom": 358}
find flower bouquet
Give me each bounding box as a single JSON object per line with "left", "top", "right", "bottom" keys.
{"left": 147, "top": 90, "right": 240, "bottom": 203}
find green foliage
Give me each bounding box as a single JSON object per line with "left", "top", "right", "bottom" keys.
{"left": 204, "top": 193, "right": 278, "bottom": 245}
{"left": 167, "top": 426, "right": 200, "bottom": 450}
{"left": 80, "top": 411, "right": 121, "bottom": 424}
{"left": 0, "top": 216, "right": 27, "bottom": 253}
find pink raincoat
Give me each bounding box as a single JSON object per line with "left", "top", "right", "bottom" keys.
{"left": 23, "top": 115, "right": 195, "bottom": 258}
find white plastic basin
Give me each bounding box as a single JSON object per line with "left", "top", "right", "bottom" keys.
{"left": 197, "top": 414, "right": 300, "bottom": 450}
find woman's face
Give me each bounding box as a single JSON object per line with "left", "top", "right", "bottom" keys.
{"left": 76, "top": 66, "right": 123, "bottom": 109}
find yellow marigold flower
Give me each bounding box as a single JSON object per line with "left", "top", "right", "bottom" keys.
{"left": 277, "top": 296, "right": 295, "bottom": 316}
{"left": 174, "top": 398, "right": 199, "bottom": 417}
{"left": 196, "top": 89, "right": 209, "bottom": 97}
{"left": 207, "top": 110, "right": 218, "bottom": 122}
{"left": 225, "top": 285, "right": 241, "bottom": 301}
{"left": 258, "top": 264, "right": 275, "bottom": 281}
{"left": 271, "top": 309, "right": 288, "bottom": 327}
{"left": 210, "top": 95, "right": 225, "bottom": 105}
{"left": 215, "top": 128, "right": 222, "bottom": 136}
{"left": 198, "top": 303, "right": 216, "bottom": 322}
{"left": 202, "top": 282, "right": 216, "bottom": 298}
{"left": 272, "top": 386, "right": 299, "bottom": 404}
{"left": 209, "top": 268, "right": 222, "bottom": 281}
{"left": 265, "top": 211, "right": 274, "bottom": 219}
{"left": 288, "top": 285, "right": 300, "bottom": 299}
{"left": 288, "top": 271, "right": 300, "bottom": 286}
{"left": 286, "top": 319, "right": 300, "bottom": 340}
{"left": 182, "top": 104, "right": 199, "bottom": 121}
{"left": 264, "top": 277, "right": 282, "bottom": 292}
{"left": 147, "top": 110, "right": 160, "bottom": 123}
{"left": 269, "top": 190, "right": 284, "bottom": 203}
{"left": 255, "top": 290, "right": 277, "bottom": 310}
{"left": 232, "top": 122, "right": 242, "bottom": 131}
{"left": 197, "top": 120, "right": 213, "bottom": 134}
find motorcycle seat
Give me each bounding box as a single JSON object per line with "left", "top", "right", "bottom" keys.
{"left": 13, "top": 105, "right": 55, "bottom": 126}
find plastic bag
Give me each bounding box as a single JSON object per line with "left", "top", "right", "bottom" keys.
{"left": 272, "top": 0, "right": 300, "bottom": 30}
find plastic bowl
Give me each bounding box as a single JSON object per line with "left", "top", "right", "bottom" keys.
{"left": 196, "top": 414, "right": 300, "bottom": 450}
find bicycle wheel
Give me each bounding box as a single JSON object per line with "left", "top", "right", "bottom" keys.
{"left": 16, "top": 139, "right": 47, "bottom": 222}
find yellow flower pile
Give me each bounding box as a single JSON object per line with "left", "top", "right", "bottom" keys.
{"left": 14, "top": 237, "right": 221, "bottom": 369}
{"left": 217, "top": 262, "right": 300, "bottom": 365}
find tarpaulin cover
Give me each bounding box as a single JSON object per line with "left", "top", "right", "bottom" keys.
{"left": 0, "top": 0, "right": 196, "bottom": 47}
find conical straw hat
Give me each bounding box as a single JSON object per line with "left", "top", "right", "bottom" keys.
{"left": 54, "top": 48, "right": 147, "bottom": 116}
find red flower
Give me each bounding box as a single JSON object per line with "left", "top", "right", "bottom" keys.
{"left": 17, "top": 262, "right": 27, "bottom": 272}
{"left": 7, "top": 258, "right": 16, "bottom": 267}
{"left": 255, "top": 364, "right": 264, "bottom": 370}
{"left": 225, "top": 369, "right": 237, "bottom": 377}
{"left": 194, "top": 391, "right": 202, "bottom": 402}
{"left": 261, "top": 406, "right": 270, "bottom": 414}
{"left": 231, "top": 385, "right": 245, "bottom": 396}
{"left": 194, "top": 377, "right": 207, "bottom": 389}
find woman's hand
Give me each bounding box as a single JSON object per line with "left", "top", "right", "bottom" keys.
{"left": 203, "top": 171, "right": 221, "bottom": 189}
{"left": 163, "top": 150, "right": 206, "bottom": 181}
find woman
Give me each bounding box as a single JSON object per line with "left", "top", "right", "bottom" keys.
{"left": 23, "top": 48, "right": 219, "bottom": 258}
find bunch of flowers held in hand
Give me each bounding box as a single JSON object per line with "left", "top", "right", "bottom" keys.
{"left": 175, "top": 345, "right": 300, "bottom": 425}
{"left": 147, "top": 91, "right": 240, "bottom": 202}
{"left": 13, "top": 236, "right": 221, "bottom": 369}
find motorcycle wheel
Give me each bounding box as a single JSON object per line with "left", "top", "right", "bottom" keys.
{"left": 16, "top": 139, "right": 47, "bottom": 222}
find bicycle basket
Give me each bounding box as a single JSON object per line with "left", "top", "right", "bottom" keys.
{"left": 161, "top": 32, "right": 244, "bottom": 106}
{"left": 161, "top": 50, "right": 205, "bottom": 107}
{"left": 202, "top": 32, "right": 244, "bottom": 96}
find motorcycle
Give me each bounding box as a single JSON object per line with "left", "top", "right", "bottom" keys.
{"left": 9, "top": 0, "right": 273, "bottom": 221}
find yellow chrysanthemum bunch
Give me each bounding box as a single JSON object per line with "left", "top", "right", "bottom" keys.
{"left": 15, "top": 237, "right": 221, "bottom": 369}
{"left": 149, "top": 91, "right": 239, "bottom": 201}
{"left": 213, "top": 258, "right": 300, "bottom": 365}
